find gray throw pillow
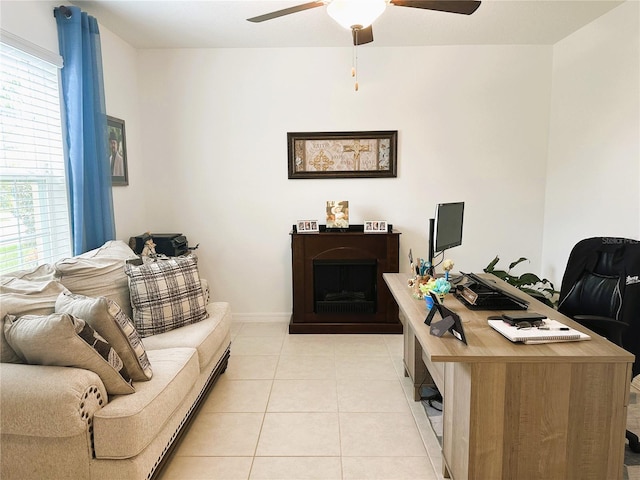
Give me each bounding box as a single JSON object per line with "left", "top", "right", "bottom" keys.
{"left": 4, "top": 313, "right": 134, "bottom": 395}
{"left": 55, "top": 291, "right": 152, "bottom": 381}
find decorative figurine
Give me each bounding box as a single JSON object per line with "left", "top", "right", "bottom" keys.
{"left": 141, "top": 236, "right": 157, "bottom": 263}
{"left": 442, "top": 258, "right": 455, "bottom": 281}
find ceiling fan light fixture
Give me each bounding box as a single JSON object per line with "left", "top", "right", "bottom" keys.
{"left": 327, "top": 0, "right": 387, "bottom": 30}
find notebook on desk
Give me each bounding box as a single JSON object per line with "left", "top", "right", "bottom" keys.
{"left": 488, "top": 318, "right": 591, "bottom": 344}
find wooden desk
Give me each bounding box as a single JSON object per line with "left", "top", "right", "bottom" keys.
{"left": 384, "top": 273, "right": 634, "bottom": 480}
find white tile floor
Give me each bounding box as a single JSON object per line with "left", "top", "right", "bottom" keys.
{"left": 157, "top": 321, "right": 444, "bottom": 480}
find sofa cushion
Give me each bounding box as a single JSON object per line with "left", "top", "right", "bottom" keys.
{"left": 1, "top": 263, "right": 56, "bottom": 282}
{"left": 143, "top": 302, "right": 231, "bottom": 373}
{"left": 125, "top": 255, "right": 208, "bottom": 337}
{"left": 0, "top": 276, "right": 66, "bottom": 363}
{"left": 3, "top": 313, "right": 134, "bottom": 395}
{"left": 56, "top": 291, "right": 153, "bottom": 381}
{"left": 54, "top": 240, "right": 137, "bottom": 319}
{"left": 93, "top": 347, "right": 199, "bottom": 459}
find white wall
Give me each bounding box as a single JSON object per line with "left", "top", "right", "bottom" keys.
{"left": 100, "top": 28, "right": 147, "bottom": 239}
{"left": 135, "top": 45, "right": 552, "bottom": 318}
{"left": 0, "top": 1, "right": 59, "bottom": 51}
{"left": 542, "top": 1, "right": 640, "bottom": 285}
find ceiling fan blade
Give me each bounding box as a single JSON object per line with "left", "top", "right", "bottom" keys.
{"left": 390, "top": 1, "right": 481, "bottom": 15}
{"left": 353, "top": 26, "right": 374, "bottom": 46}
{"left": 247, "top": 1, "right": 325, "bottom": 23}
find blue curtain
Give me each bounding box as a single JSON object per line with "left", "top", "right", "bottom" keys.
{"left": 55, "top": 6, "right": 115, "bottom": 255}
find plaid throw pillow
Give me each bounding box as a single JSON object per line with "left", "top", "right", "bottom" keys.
{"left": 125, "top": 255, "right": 208, "bottom": 337}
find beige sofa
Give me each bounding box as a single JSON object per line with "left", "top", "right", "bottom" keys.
{"left": 0, "top": 241, "right": 231, "bottom": 480}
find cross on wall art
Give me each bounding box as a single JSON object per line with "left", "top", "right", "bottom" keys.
{"left": 287, "top": 131, "right": 398, "bottom": 179}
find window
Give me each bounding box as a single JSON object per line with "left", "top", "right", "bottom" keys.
{"left": 0, "top": 35, "right": 71, "bottom": 274}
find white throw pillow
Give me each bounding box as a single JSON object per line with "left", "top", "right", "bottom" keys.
{"left": 0, "top": 276, "right": 66, "bottom": 363}
{"left": 55, "top": 240, "right": 137, "bottom": 318}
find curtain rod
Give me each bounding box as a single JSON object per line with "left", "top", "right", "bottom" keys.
{"left": 54, "top": 6, "right": 72, "bottom": 19}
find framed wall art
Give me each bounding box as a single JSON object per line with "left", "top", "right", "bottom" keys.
{"left": 107, "top": 115, "right": 128, "bottom": 186}
{"left": 288, "top": 130, "right": 397, "bottom": 179}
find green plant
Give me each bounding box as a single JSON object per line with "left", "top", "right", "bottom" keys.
{"left": 484, "top": 256, "right": 559, "bottom": 308}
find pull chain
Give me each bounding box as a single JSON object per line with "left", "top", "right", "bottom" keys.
{"left": 352, "top": 28, "right": 359, "bottom": 91}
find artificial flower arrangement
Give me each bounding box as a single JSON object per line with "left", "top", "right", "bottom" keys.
{"left": 419, "top": 277, "right": 452, "bottom": 299}
{"left": 408, "top": 258, "right": 455, "bottom": 299}
{"left": 408, "top": 275, "right": 432, "bottom": 299}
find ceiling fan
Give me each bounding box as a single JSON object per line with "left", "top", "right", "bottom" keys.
{"left": 247, "top": 1, "right": 482, "bottom": 46}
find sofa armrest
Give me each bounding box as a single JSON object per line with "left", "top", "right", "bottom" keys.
{"left": 0, "top": 363, "right": 108, "bottom": 437}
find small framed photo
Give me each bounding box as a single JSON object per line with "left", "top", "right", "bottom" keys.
{"left": 364, "top": 220, "right": 388, "bottom": 233}
{"left": 326, "top": 200, "right": 349, "bottom": 229}
{"left": 296, "top": 220, "right": 319, "bottom": 233}
{"left": 107, "top": 116, "right": 128, "bottom": 186}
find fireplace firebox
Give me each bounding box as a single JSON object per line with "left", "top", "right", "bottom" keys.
{"left": 290, "top": 225, "right": 402, "bottom": 334}
{"left": 313, "top": 259, "right": 377, "bottom": 314}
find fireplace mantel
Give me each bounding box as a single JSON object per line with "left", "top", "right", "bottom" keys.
{"left": 289, "top": 225, "right": 402, "bottom": 334}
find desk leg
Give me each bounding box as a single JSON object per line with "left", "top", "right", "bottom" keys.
{"left": 403, "top": 317, "right": 429, "bottom": 401}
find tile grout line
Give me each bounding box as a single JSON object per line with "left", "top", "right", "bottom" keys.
{"left": 332, "top": 337, "right": 346, "bottom": 479}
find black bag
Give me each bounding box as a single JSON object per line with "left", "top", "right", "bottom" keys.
{"left": 130, "top": 233, "right": 189, "bottom": 257}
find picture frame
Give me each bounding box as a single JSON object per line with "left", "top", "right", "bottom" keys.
{"left": 427, "top": 291, "right": 467, "bottom": 344}
{"left": 107, "top": 116, "right": 128, "bottom": 186}
{"left": 288, "top": 130, "right": 397, "bottom": 179}
{"left": 296, "top": 220, "right": 319, "bottom": 233}
{"left": 326, "top": 201, "right": 349, "bottom": 229}
{"left": 364, "top": 220, "right": 388, "bottom": 233}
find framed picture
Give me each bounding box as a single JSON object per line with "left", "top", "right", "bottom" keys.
{"left": 326, "top": 201, "right": 349, "bottom": 228}
{"left": 296, "top": 220, "right": 319, "bottom": 233}
{"left": 107, "top": 116, "right": 128, "bottom": 186}
{"left": 364, "top": 220, "right": 388, "bottom": 233}
{"left": 288, "top": 131, "right": 397, "bottom": 179}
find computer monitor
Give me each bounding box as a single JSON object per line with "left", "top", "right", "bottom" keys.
{"left": 435, "top": 202, "right": 464, "bottom": 252}
{"left": 428, "top": 202, "right": 465, "bottom": 273}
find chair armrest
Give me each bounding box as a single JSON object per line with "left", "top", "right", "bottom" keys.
{"left": 572, "top": 315, "right": 628, "bottom": 345}
{"left": 0, "top": 363, "right": 108, "bottom": 437}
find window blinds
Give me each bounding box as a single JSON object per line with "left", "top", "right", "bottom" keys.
{"left": 0, "top": 40, "right": 72, "bottom": 274}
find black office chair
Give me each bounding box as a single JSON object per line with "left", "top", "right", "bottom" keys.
{"left": 558, "top": 237, "right": 640, "bottom": 452}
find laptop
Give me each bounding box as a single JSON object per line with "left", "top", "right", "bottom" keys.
{"left": 454, "top": 272, "right": 528, "bottom": 310}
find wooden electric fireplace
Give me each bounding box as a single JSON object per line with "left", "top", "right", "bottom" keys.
{"left": 289, "top": 225, "right": 402, "bottom": 334}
